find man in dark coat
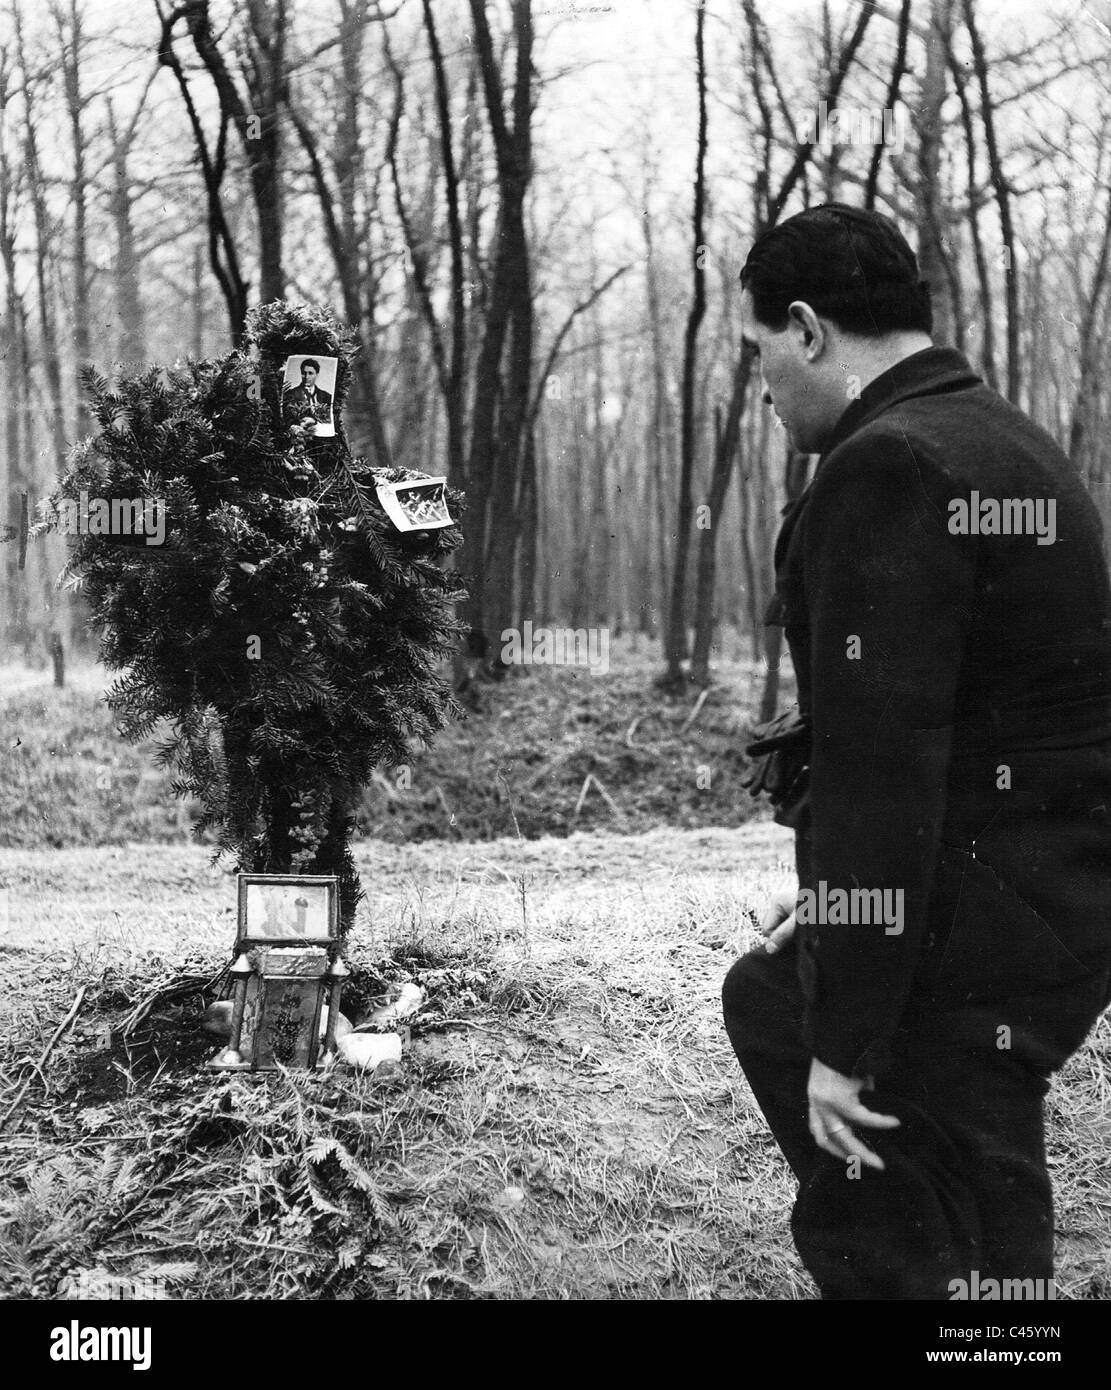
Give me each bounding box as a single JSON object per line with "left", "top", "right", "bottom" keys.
{"left": 723, "top": 203, "right": 1111, "bottom": 1299}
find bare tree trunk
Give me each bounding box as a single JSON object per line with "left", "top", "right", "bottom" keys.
{"left": 106, "top": 97, "right": 148, "bottom": 367}
{"left": 191, "top": 243, "right": 205, "bottom": 356}
{"left": 158, "top": 0, "right": 291, "bottom": 327}
{"left": 535, "top": 412, "right": 552, "bottom": 621}
{"left": 1067, "top": 172, "right": 1111, "bottom": 468}
{"left": 157, "top": 1, "right": 250, "bottom": 343}
{"left": 639, "top": 164, "right": 671, "bottom": 636}
{"left": 864, "top": 0, "right": 912, "bottom": 209}
{"left": 14, "top": 6, "right": 67, "bottom": 466}
{"left": 423, "top": 0, "right": 467, "bottom": 486}
{"left": 56, "top": 0, "right": 91, "bottom": 433}
{"left": 680, "top": 0, "right": 876, "bottom": 691}
{"left": 947, "top": 41, "right": 997, "bottom": 391}
{"left": 290, "top": 88, "right": 392, "bottom": 467}
{"left": 461, "top": 0, "right": 534, "bottom": 668}
{"left": 517, "top": 431, "right": 539, "bottom": 624}
{"left": 589, "top": 308, "right": 608, "bottom": 625}
{"left": 662, "top": 0, "right": 708, "bottom": 689}
{"left": 917, "top": 0, "right": 953, "bottom": 347}
{"left": 0, "top": 51, "right": 32, "bottom": 654}
{"left": 738, "top": 404, "right": 764, "bottom": 661}
{"left": 690, "top": 330, "right": 759, "bottom": 683}
{"left": 758, "top": 449, "right": 812, "bottom": 722}
{"left": 243, "top": 0, "right": 287, "bottom": 304}
{"left": 962, "top": 0, "right": 1018, "bottom": 400}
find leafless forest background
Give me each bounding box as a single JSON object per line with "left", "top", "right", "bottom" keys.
{"left": 5, "top": 1, "right": 1111, "bottom": 1307}
{"left": 3, "top": 0, "right": 1111, "bottom": 696}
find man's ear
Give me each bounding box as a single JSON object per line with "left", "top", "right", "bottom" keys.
{"left": 787, "top": 301, "right": 824, "bottom": 356}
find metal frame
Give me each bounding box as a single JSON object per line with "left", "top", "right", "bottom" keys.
{"left": 235, "top": 873, "right": 339, "bottom": 948}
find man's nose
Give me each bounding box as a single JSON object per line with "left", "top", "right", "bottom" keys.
{"left": 762, "top": 382, "right": 774, "bottom": 407}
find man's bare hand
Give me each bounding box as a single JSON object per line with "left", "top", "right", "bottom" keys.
{"left": 759, "top": 882, "right": 798, "bottom": 954}
{"left": 807, "top": 1057, "right": 901, "bottom": 1172}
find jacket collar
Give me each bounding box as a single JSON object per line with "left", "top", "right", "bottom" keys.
{"left": 820, "top": 345, "right": 982, "bottom": 459}
{"left": 772, "top": 347, "right": 981, "bottom": 565}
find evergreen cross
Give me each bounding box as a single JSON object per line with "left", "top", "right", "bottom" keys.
{"left": 37, "top": 301, "right": 465, "bottom": 936}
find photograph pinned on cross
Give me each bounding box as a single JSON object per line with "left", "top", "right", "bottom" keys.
{"left": 281, "top": 353, "right": 338, "bottom": 438}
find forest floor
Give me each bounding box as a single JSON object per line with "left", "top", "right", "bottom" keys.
{"left": 1, "top": 651, "right": 1109, "bottom": 1300}
{"left": 1, "top": 824, "right": 1110, "bottom": 1301}
{"left": 0, "top": 638, "right": 790, "bottom": 848}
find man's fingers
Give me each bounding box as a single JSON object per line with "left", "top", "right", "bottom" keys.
{"left": 759, "top": 885, "right": 798, "bottom": 935}
{"left": 810, "top": 1096, "right": 901, "bottom": 1131}
{"left": 843, "top": 1103, "right": 901, "bottom": 1130}
{"left": 830, "top": 1129, "right": 886, "bottom": 1172}
{"left": 759, "top": 902, "right": 787, "bottom": 935}
{"left": 810, "top": 1097, "right": 901, "bottom": 1172}
{"left": 811, "top": 1116, "right": 886, "bottom": 1172}
{"left": 762, "top": 913, "right": 796, "bottom": 954}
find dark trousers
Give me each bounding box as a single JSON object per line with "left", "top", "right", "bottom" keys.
{"left": 722, "top": 942, "right": 1104, "bottom": 1300}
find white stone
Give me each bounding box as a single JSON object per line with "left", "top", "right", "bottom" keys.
{"left": 200, "top": 1001, "right": 233, "bottom": 1038}
{"left": 338, "top": 1032, "right": 403, "bottom": 1069}
{"left": 319, "top": 1006, "right": 353, "bottom": 1040}
{"left": 361, "top": 982, "right": 425, "bottom": 1028}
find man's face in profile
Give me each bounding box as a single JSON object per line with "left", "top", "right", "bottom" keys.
{"left": 741, "top": 288, "right": 834, "bottom": 455}
{"left": 742, "top": 289, "right": 805, "bottom": 450}
{"left": 301, "top": 365, "right": 318, "bottom": 389}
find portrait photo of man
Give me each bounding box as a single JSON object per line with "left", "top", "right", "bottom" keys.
{"left": 281, "top": 354, "right": 337, "bottom": 438}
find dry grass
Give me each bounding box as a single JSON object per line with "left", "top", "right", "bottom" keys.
{"left": 0, "top": 641, "right": 789, "bottom": 849}
{"left": 1, "top": 823, "right": 1108, "bottom": 1301}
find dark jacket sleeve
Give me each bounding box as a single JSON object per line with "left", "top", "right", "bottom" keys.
{"left": 798, "top": 429, "right": 975, "bottom": 1077}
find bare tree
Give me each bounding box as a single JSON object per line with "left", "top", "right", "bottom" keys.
{"left": 0, "top": 40, "right": 32, "bottom": 653}
{"left": 460, "top": 0, "right": 535, "bottom": 666}
{"left": 158, "top": 0, "right": 289, "bottom": 337}
{"left": 917, "top": 0, "right": 954, "bottom": 347}
{"left": 53, "top": 0, "right": 92, "bottom": 432}
{"left": 423, "top": 0, "right": 467, "bottom": 486}
{"left": 947, "top": 34, "right": 998, "bottom": 390}
{"left": 962, "top": 0, "right": 1019, "bottom": 399}
{"left": 105, "top": 87, "right": 153, "bottom": 368}
{"left": 864, "top": 0, "right": 912, "bottom": 208}
{"left": 685, "top": 0, "right": 876, "bottom": 691}
{"left": 661, "top": 0, "right": 708, "bottom": 691}
{"left": 157, "top": 1, "right": 249, "bottom": 341}
{"left": 289, "top": 0, "right": 393, "bottom": 466}
{"left": 1066, "top": 135, "right": 1111, "bottom": 474}
{"left": 13, "top": 3, "right": 67, "bottom": 464}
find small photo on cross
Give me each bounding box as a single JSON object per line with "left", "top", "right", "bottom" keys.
{"left": 374, "top": 476, "right": 454, "bottom": 531}
{"left": 281, "top": 354, "right": 338, "bottom": 438}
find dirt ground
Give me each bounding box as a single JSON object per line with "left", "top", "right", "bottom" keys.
{"left": 0, "top": 820, "right": 814, "bottom": 1300}
{"left": 2, "top": 819, "right": 1109, "bottom": 1300}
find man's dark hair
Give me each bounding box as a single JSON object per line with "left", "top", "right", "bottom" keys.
{"left": 300, "top": 358, "right": 320, "bottom": 374}
{"left": 740, "top": 204, "right": 933, "bottom": 337}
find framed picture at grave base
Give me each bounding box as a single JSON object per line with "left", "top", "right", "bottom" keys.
{"left": 237, "top": 873, "right": 339, "bottom": 947}
{"left": 239, "top": 948, "right": 330, "bottom": 1070}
